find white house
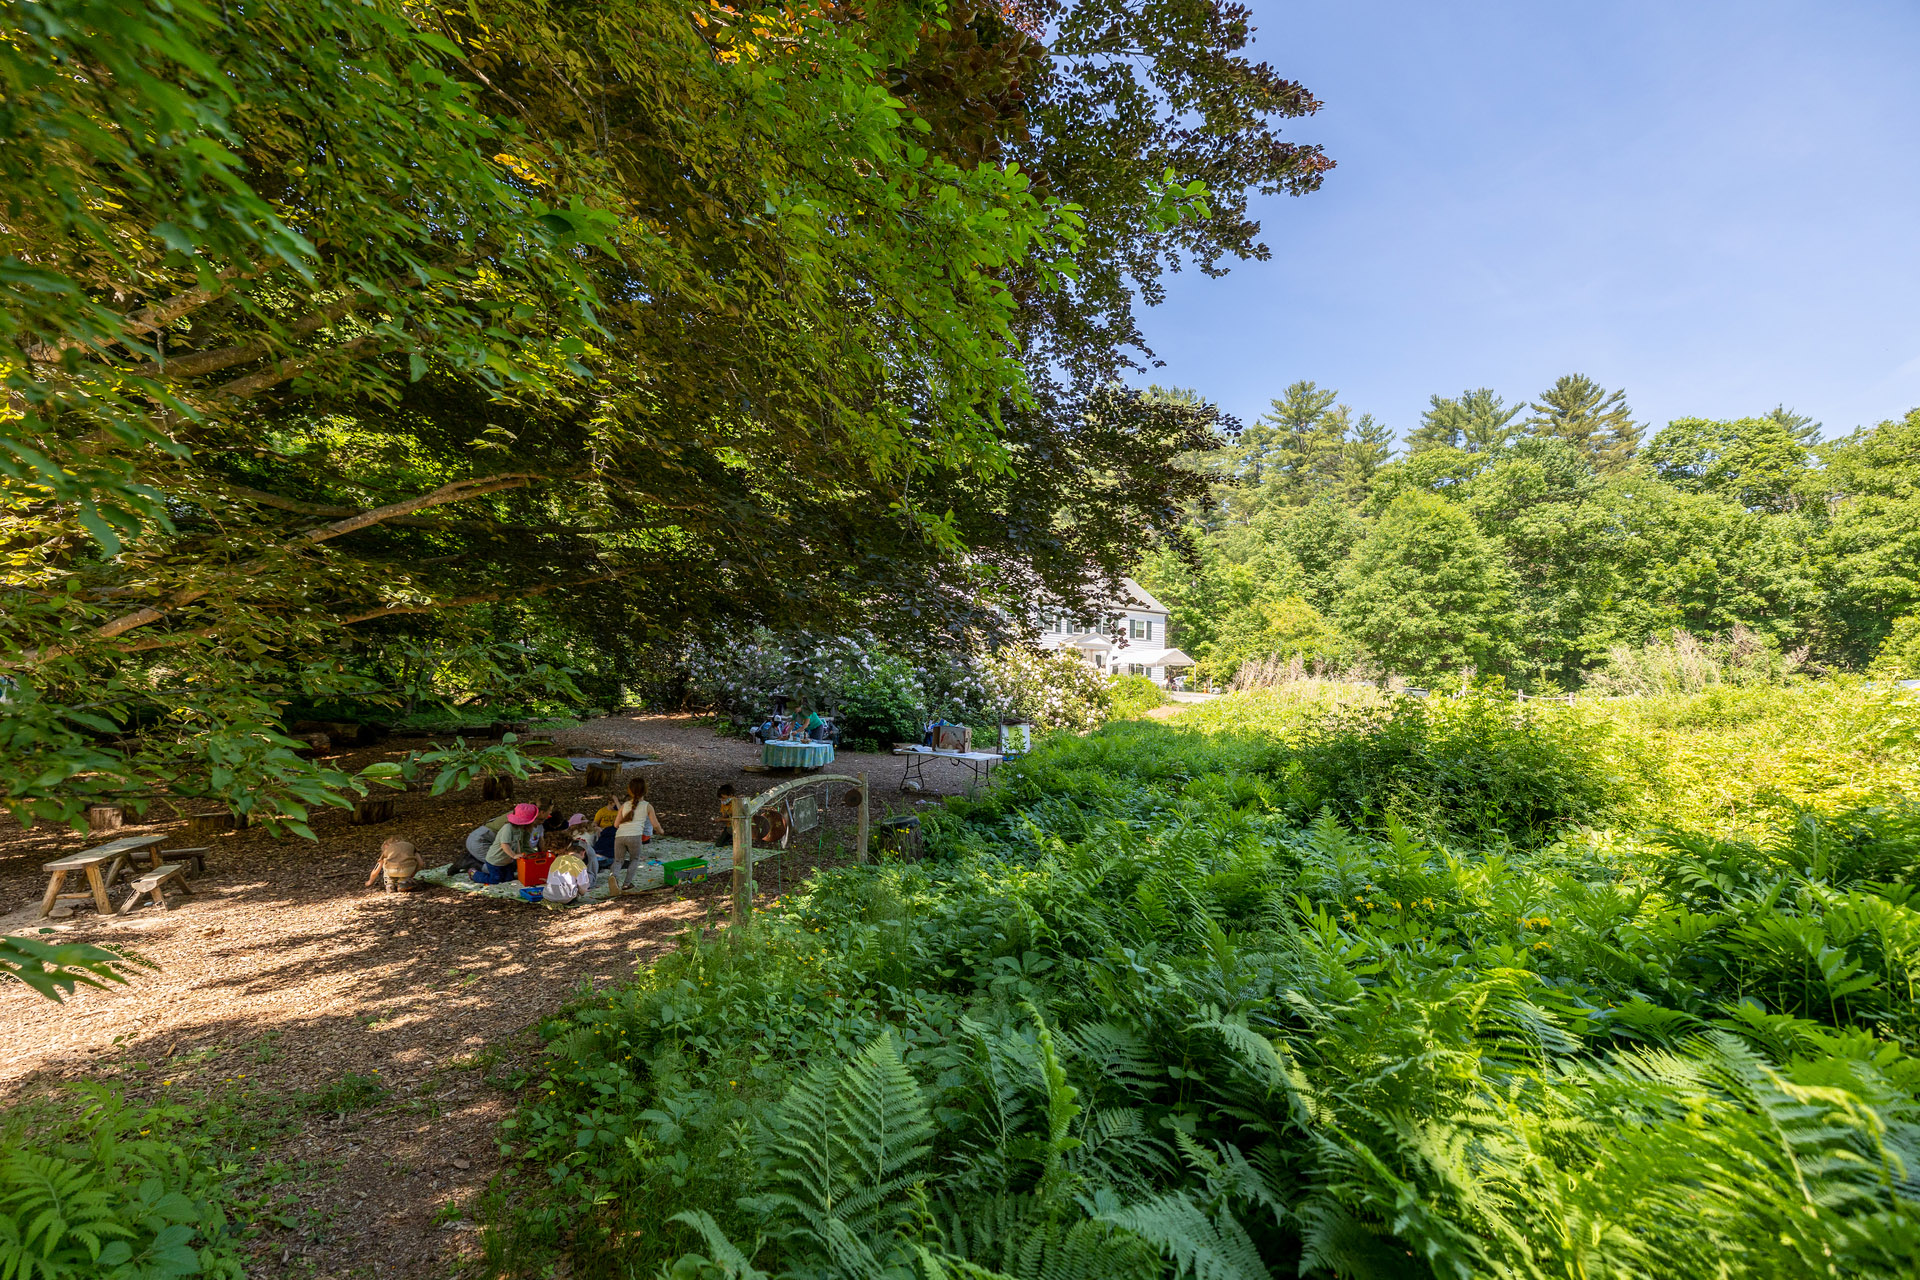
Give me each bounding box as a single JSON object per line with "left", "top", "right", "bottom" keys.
{"left": 1035, "top": 578, "right": 1195, "bottom": 684}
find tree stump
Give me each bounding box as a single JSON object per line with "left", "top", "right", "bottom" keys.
{"left": 188, "top": 812, "right": 237, "bottom": 839}
{"left": 478, "top": 775, "right": 513, "bottom": 802}
{"left": 86, "top": 804, "right": 124, "bottom": 833}
{"left": 582, "top": 762, "right": 615, "bottom": 787}
{"left": 353, "top": 797, "right": 396, "bottom": 825}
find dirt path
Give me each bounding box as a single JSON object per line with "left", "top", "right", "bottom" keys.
{"left": 0, "top": 714, "right": 971, "bottom": 1279}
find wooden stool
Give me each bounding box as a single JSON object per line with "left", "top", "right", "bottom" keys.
{"left": 118, "top": 863, "right": 192, "bottom": 914}
{"left": 159, "top": 846, "right": 210, "bottom": 874}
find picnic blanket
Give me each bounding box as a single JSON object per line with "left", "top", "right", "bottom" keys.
{"left": 416, "top": 837, "right": 779, "bottom": 908}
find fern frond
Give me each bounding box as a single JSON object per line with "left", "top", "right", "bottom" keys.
{"left": 1096, "top": 1193, "right": 1268, "bottom": 1280}
{"left": 665, "top": 1211, "right": 770, "bottom": 1280}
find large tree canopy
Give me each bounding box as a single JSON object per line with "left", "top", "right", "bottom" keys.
{"left": 1, "top": 0, "right": 1327, "bottom": 824}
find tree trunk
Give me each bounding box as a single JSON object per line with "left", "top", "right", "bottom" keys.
{"left": 479, "top": 775, "right": 513, "bottom": 802}
{"left": 86, "top": 804, "right": 124, "bottom": 834}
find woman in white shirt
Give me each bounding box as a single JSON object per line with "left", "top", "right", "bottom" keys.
{"left": 610, "top": 777, "right": 667, "bottom": 889}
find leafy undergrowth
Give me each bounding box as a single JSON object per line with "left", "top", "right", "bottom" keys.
{"left": 493, "top": 690, "right": 1920, "bottom": 1279}
{"left": 0, "top": 1087, "right": 246, "bottom": 1280}
{"left": 1108, "top": 675, "right": 1171, "bottom": 722}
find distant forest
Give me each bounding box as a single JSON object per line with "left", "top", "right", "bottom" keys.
{"left": 1137, "top": 376, "right": 1920, "bottom": 689}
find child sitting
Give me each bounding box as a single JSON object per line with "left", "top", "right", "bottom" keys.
{"left": 591, "top": 801, "right": 620, "bottom": 870}
{"left": 365, "top": 836, "right": 423, "bottom": 892}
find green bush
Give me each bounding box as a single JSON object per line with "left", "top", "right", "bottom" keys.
{"left": 1869, "top": 614, "right": 1920, "bottom": 680}
{"left": 1052, "top": 686, "right": 1630, "bottom": 844}
{"left": 836, "top": 671, "right": 924, "bottom": 746}
{"left": 0, "top": 1087, "right": 244, "bottom": 1280}
{"left": 1105, "top": 674, "right": 1168, "bottom": 720}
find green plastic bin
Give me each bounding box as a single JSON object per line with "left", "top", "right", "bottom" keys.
{"left": 662, "top": 857, "right": 708, "bottom": 887}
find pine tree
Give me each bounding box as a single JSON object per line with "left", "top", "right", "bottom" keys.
{"left": 1408, "top": 388, "right": 1521, "bottom": 455}
{"left": 1524, "top": 374, "right": 1642, "bottom": 471}
{"left": 1765, "top": 404, "right": 1823, "bottom": 448}
{"left": 1337, "top": 408, "right": 1396, "bottom": 499}
{"left": 1256, "top": 381, "right": 1346, "bottom": 504}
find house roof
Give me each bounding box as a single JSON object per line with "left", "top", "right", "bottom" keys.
{"left": 1120, "top": 577, "right": 1170, "bottom": 614}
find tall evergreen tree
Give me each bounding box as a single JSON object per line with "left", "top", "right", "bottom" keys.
{"left": 1335, "top": 406, "right": 1396, "bottom": 499}
{"left": 1408, "top": 388, "right": 1521, "bottom": 454}
{"left": 1257, "top": 380, "right": 1345, "bottom": 503}
{"left": 1525, "top": 374, "right": 1642, "bottom": 472}
{"left": 1766, "top": 404, "right": 1823, "bottom": 448}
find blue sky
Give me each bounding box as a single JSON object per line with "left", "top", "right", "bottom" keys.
{"left": 1132, "top": 0, "right": 1920, "bottom": 445}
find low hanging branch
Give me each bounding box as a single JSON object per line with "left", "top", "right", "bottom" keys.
{"left": 340, "top": 572, "right": 619, "bottom": 624}
{"left": 75, "top": 472, "right": 557, "bottom": 649}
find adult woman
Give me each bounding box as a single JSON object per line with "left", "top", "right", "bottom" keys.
{"left": 610, "top": 777, "right": 667, "bottom": 889}
{"left": 473, "top": 802, "right": 542, "bottom": 884}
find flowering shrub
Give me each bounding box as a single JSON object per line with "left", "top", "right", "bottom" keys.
{"left": 685, "top": 633, "right": 1116, "bottom": 736}
{"left": 977, "top": 645, "right": 1111, "bottom": 733}
{"left": 686, "top": 632, "right": 1000, "bottom": 734}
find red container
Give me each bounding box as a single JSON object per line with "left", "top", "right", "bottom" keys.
{"left": 517, "top": 853, "right": 554, "bottom": 887}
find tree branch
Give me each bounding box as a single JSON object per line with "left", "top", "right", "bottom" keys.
{"left": 210, "top": 334, "right": 377, "bottom": 400}
{"left": 341, "top": 573, "right": 617, "bottom": 623}
{"left": 87, "top": 473, "right": 553, "bottom": 644}
{"left": 123, "top": 294, "right": 370, "bottom": 382}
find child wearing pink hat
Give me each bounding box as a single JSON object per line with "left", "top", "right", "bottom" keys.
{"left": 469, "top": 802, "right": 541, "bottom": 884}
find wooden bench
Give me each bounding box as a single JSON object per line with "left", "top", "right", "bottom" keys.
{"left": 39, "top": 835, "right": 164, "bottom": 917}
{"left": 159, "top": 846, "right": 210, "bottom": 874}
{"left": 118, "top": 863, "right": 193, "bottom": 914}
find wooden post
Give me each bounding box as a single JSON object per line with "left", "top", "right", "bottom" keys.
{"left": 729, "top": 796, "right": 753, "bottom": 931}
{"left": 86, "top": 804, "right": 124, "bottom": 833}
{"left": 856, "top": 772, "right": 869, "bottom": 864}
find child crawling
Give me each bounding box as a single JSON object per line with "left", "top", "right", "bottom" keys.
{"left": 365, "top": 836, "right": 423, "bottom": 892}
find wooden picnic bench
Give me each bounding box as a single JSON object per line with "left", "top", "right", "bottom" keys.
{"left": 118, "top": 863, "right": 194, "bottom": 914}
{"left": 39, "top": 834, "right": 164, "bottom": 917}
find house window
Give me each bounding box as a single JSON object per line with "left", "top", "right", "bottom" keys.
{"left": 1129, "top": 618, "right": 1144, "bottom": 639}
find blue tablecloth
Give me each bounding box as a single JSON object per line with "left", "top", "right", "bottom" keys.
{"left": 762, "top": 739, "right": 833, "bottom": 768}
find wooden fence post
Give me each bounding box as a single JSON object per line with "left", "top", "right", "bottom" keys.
{"left": 729, "top": 795, "right": 753, "bottom": 931}
{"left": 856, "top": 772, "right": 869, "bottom": 864}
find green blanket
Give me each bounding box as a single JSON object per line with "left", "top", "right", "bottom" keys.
{"left": 416, "top": 837, "right": 773, "bottom": 907}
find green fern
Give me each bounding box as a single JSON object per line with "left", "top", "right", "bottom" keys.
{"left": 1096, "top": 1193, "right": 1268, "bottom": 1280}
{"left": 0, "top": 1151, "right": 141, "bottom": 1280}
{"left": 747, "top": 1031, "right": 934, "bottom": 1244}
